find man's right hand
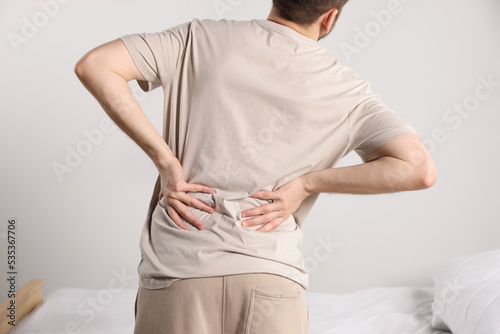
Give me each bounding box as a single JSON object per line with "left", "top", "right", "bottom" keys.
{"left": 240, "top": 176, "right": 312, "bottom": 233}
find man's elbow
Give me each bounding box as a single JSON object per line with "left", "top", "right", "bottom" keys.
{"left": 74, "top": 60, "right": 85, "bottom": 79}
{"left": 414, "top": 159, "right": 437, "bottom": 189}
{"left": 74, "top": 55, "right": 91, "bottom": 80}
{"left": 74, "top": 50, "right": 100, "bottom": 80}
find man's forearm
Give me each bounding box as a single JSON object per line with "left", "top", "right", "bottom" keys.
{"left": 301, "top": 156, "right": 432, "bottom": 196}
{"left": 75, "top": 63, "right": 175, "bottom": 170}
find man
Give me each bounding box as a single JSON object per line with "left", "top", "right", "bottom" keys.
{"left": 75, "top": 0, "right": 437, "bottom": 332}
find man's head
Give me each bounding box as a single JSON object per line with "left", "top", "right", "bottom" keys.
{"left": 269, "top": 0, "right": 350, "bottom": 40}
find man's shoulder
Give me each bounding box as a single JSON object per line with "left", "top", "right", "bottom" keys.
{"left": 188, "top": 17, "right": 258, "bottom": 31}
{"left": 163, "top": 18, "right": 260, "bottom": 41}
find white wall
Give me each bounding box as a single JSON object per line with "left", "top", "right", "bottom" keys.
{"left": 1, "top": 0, "right": 499, "bottom": 299}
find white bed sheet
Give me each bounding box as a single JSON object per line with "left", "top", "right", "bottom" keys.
{"left": 10, "top": 288, "right": 136, "bottom": 334}
{"left": 307, "top": 287, "right": 451, "bottom": 334}
{"left": 9, "top": 286, "right": 451, "bottom": 333}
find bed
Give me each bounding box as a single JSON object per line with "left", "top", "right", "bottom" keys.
{"left": 1, "top": 281, "right": 443, "bottom": 334}
{"left": 2, "top": 249, "right": 499, "bottom": 334}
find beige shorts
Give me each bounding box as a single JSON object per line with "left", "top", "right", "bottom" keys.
{"left": 134, "top": 273, "right": 309, "bottom": 334}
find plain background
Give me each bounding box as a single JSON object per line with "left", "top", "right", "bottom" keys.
{"left": 1, "top": 0, "right": 499, "bottom": 299}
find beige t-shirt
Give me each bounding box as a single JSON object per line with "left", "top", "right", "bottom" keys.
{"left": 119, "top": 18, "right": 418, "bottom": 290}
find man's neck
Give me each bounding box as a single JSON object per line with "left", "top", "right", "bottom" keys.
{"left": 266, "top": 14, "right": 320, "bottom": 41}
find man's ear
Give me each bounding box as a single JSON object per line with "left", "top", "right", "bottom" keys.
{"left": 320, "top": 8, "right": 338, "bottom": 34}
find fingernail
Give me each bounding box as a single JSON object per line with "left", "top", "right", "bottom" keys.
{"left": 241, "top": 213, "right": 246, "bottom": 217}
{"left": 242, "top": 222, "right": 247, "bottom": 227}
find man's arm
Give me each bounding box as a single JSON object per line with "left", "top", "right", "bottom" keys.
{"left": 241, "top": 133, "right": 436, "bottom": 232}
{"left": 301, "top": 133, "right": 437, "bottom": 195}
{"left": 74, "top": 39, "right": 215, "bottom": 229}
{"left": 74, "top": 39, "right": 174, "bottom": 169}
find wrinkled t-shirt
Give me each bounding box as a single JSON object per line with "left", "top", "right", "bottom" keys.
{"left": 118, "top": 18, "right": 419, "bottom": 290}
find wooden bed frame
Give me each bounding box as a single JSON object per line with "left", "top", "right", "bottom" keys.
{"left": 0, "top": 280, "right": 43, "bottom": 334}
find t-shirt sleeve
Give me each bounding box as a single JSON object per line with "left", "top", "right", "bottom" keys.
{"left": 347, "top": 81, "right": 419, "bottom": 163}
{"left": 118, "top": 21, "right": 191, "bottom": 92}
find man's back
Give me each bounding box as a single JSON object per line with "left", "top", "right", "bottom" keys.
{"left": 118, "top": 17, "right": 418, "bottom": 290}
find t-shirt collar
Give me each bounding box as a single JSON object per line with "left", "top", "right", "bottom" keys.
{"left": 254, "top": 19, "right": 323, "bottom": 48}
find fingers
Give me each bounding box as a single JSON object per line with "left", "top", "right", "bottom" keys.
{"left": 242, "top": 190, "right": 283, "bottom": 229}
{"left": 249, "top": 190, "right": 277, "bottom": 200}
{"left": 167, "top": 205, "right": 205, "bottom": 230}
{"left": 241, "top": 202, "right": 274, "bottom": 220}
{"left": 185, "top": 182, "right": 213, "bottom": 194}
{"left": 179, "top": 206, "right": 206, "bottom": 230}
{"left": 179, "top": 183, "right": 215, "bottom": 213}
{"left": 255, "top": 218, "right": 284, "bottom": 233}
{"left": 177, "top": 192, "right": 215, "bottom": 214}
{"left": 164, "top": 184, "right": 215, "bottom": 214}
{"left": 166, "top": 206, "right": 189, "bottom": 230}
{"left": 241, "top": 210, "right": 281, "bottom": 228}
{"left": 166, "top": 201, "right": 205, "bottom": 230}
{"left": 160, "top": 181, "right": 215, "bottom": 232}
{"left": 242, "top": 190, "right": 278, "bottom": 217}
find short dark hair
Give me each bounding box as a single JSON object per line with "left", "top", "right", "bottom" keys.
{"left": 272, "top": 0, "right": 349, "bottom": 25}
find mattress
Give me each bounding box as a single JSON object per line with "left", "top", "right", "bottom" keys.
{"left": 9, "top": 286, "right": 451, "bottom": 333}
{"left": 306, "top": 287, "right": 451, "bottom": 334}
